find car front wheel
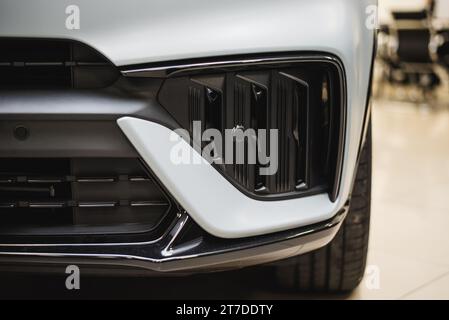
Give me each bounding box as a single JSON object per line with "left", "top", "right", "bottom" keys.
{"left": 274, "top": 121, "right": 372, "bottom": 293}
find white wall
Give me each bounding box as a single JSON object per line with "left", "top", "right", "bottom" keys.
{"left": 434, "top": 0, "right": 449, "bottom": 19}
{"left": 378, "top": 0, "right": 429, "bottom": 24}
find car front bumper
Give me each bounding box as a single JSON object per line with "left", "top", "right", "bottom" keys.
{"left": 0, "top": 0, "right": 374, "bottom": 273}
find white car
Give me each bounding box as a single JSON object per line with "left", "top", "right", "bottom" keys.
{"left": 0, "top": 0, "right": 376, "bottom": 292}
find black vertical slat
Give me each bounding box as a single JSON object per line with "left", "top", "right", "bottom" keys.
{"left": 224, "top": 74, "right": 234, "bottom": 178}
{"left": 205, "top": 87, "right": 223, "bottom": 132}
{"left": 227, "top": 77, "right": 258, "bottom": 190}
{"left": 278, "top": 78, "right": 285, "bottom": 192}
{"left": 202, "top": 86, "right": 224, "bottom": 163}
{"left": 267, "top": 70, "right": 277, "bottom": 194}
{"left": 243, "top": 80, "right": 252, "bottom": 190}
{"left": 188, "top": 85, "right": 204, "bottom": 140}
{"left": 324, "top": 73, "right": 333, "bottom": 175}
{"left": 233, "top": 82, "right": 240, "bottom": 182}
{"left": 250, "top": 82, "right": 269, "bottom": 192}
{"left": 268, "top": 72, "right": 311, "bottom": 194}
{"left": 279, "top": 71, "right": 310, "bottom": 192}
{"left": 238, "top": 82, "right": 244, "bottom": 185}
{"left": 274, "top": 73, "right": 296, "bottom": 193}
{"left": 275, "top": 77, "right": 281, "bottom": 192}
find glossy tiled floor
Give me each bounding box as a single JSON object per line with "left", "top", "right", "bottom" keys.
{"left": 349, "top": 99, "right": 449, "bottom": 299}
{"left": 1, "top": 99, "right": 448, "bottom": 299}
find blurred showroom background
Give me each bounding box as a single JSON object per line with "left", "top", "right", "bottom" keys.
{"left": 346, "top": 0, "right": 449, "bottom": 299}
{"left": 1, "top": 0, "right": 449, "bottom": 300}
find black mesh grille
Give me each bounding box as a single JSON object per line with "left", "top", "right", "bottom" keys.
{"left": 0, "top": 39, "right": 119, "bottom": 89}
{"left": 158, "top": 59, "right": 345, "bottom": 200}
{"left": 0, "top": 158, "right": 172, "bottom": 241}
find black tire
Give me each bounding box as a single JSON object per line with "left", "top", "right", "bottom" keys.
{"left": 274, "top": 122, "right": 372, "bottom": 293}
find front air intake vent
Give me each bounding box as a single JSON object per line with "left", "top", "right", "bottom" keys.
{"left": 0, "top": 39, "right": 119, "bottom": 89}
{"left": 157, "top": 57, "right": 345, "bottom": 201}
{"left": 0, "top": 158, "right": 172, "bottom": 243}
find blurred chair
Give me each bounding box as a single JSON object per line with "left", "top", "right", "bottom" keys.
{"left": 430, "top": 0, "right": 449, "bottom": 69}
{"left": 377, "top": 3, "right": 441, "bottom": 102}
{"left": 429, "top": 0, "right": 449, "bottom": 103}
{"left": 433, "top": 30, "right": 449, "bottom": 68}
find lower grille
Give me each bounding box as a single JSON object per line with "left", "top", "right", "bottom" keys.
{"left": 0, "top": 158, "right": 172, "bottom": 241}
{"left": 0, "top": 39, "right": 119, "bottom": 89}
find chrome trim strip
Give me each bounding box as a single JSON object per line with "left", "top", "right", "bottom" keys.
{"left": 0, "top": 203, "right": 16, "bottom": 208}
{"left": 129, "top": 177, "right": 151, "bottom": 182}
{"left": 27, "top": 178, "right": 62, "bottom": 183}
{"left": 121, "top": 54, "right": 344, "bottom": 78}
{"left": 161, "top": 214, "right": 189, "bottom": 257}
{"left": 122, "top": 57, "right": 266, "bottom": 77}
{"left": 1, "top": 176, "right": 155, "bottom": 183}
{"left": 78, "top": 202, "right": 117, "bottom": 208}
{"left": 77, "top": 178, "right": 115, "bottom": 183}
{"left": 29, "top": 202, "right": 65, "bottom": 209}
{"left": 130, "top": 201, "right": 168, "bottom": 207}
{"left": 0, "top": 201, "right": 169, "bottom": 209}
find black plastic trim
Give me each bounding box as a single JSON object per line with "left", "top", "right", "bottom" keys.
{"left": 123, "top": 53, "right": 347, "bottom": 203}
{"left": 0, "top": 207, "right": 348, "bottom": 274}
